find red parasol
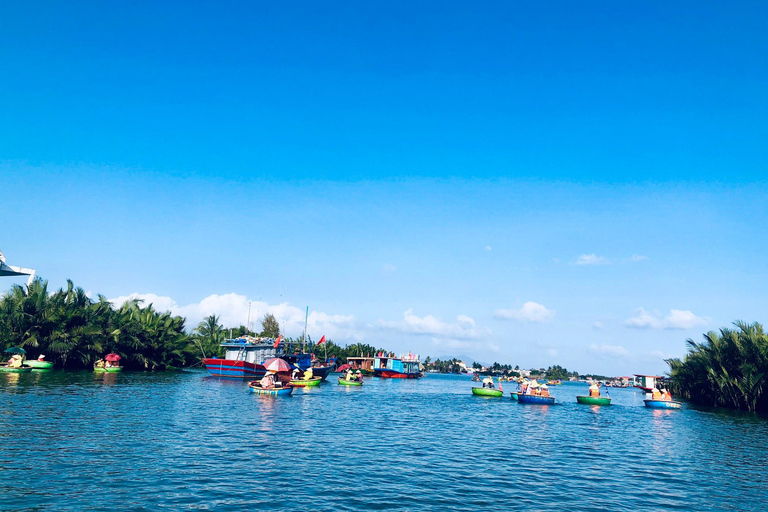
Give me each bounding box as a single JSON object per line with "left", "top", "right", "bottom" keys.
{"left": 263, "top": 358, "right": 291, "bottom": 373}
{"left": 104, "top": 353, "right": 122, "bottom": 362}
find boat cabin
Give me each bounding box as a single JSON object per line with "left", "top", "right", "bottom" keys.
{"left": 634, "top": 374, "right": 665, "bottom": 391}
{"left": 222, "top": 337, "right": 281, "bottom": 364}
{"left": 374, "top": 355, "right": 421, "bottom": 375}
{"left": 346, "top": 356, "right": 374, "bottom": 373}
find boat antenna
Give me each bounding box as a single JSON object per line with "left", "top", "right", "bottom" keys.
{"left": 246, "top": 301, "right": 252, "bottom": 333}
{"left": 303, "top": 306, "right": 309, "bottom": 352}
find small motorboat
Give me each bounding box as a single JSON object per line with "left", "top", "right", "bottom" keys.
{"left": 338, "top": 377, "right": 363, "bottom": 386}
{"left": 510, "top": 392, "right": 519, "bottom": 401}
{"left": 644, "top": 399, "right": 682, "bottom": 409}
{"left": 576, "top": 395, "right": 612, "bottom": 406}
{"left": 471, "top": 387, "right": 503, "bottom": 397}
{"left": 249, "top": 382, "right": 294, "bottom": 396}
{"left": 517, "top": 394, "right": 556, "bottom": 405}
{"left": 290, "top": 377, "right": 322, "bottom": 387}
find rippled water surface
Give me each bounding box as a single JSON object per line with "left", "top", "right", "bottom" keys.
{"left": 2, "top": 371, "right": 767, "bottom": 511}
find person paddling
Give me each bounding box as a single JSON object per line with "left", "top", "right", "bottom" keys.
{"left": 589, "top": 382, "right": 600, "bottom": 397}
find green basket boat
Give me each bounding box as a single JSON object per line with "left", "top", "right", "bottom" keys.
{"left": 24, "top": 360, "right": 54, "bottom": 370}
{"left": 0, "top": 366, "right": 32, "bottom": 373}
{"left": 94, "top": 366, "right": 123, "bottom": 373}
{"left": 338, "top": 377, "right": 363, "bottom": 386}
{"left": 290, "top": 377, "right": 322, "bottom": 387}
{"left": 472, "top": 387, "right": 503, "bottom": 397}
{"left": 576, "top": 395, "right": 612, "bottom": 406}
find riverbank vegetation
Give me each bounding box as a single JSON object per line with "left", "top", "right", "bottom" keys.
{"left": 667, "top": 321, "right": 767, "bottom": 413}
{"left": 0, "top": 280, "right": 196, "bottom": 370}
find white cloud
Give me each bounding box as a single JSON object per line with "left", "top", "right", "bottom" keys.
{"left": 576, "top": 254, "right": 611, "bottom": 265}
{"left": 484, "top": 245, "right": 492, "bottom": 251}
{"left": 382, "top": 264, "right": 396, "bottom": 272}
{"left": 376, "top": 309, "right": 491, "bottom": 340}
{"left": 624, "top": 308, "right": 709, "bottom": 330}
{"left": 589, "top": 344, "right": 631, "bottom": 359}
{"left": 495, "top": 301, "right": 555, "bottom": 323}
{"left": 108, "top": 292, "right": 360, "bottom": 340}
{"left": 592, "top": 322, "right": 605, "bottom": 330}
{"left": 628, "top": 254, "right": 648, "bottom": 262}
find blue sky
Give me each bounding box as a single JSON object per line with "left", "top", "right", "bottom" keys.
{"left": 2, "top": 1, "right": 767, "bottom": 375}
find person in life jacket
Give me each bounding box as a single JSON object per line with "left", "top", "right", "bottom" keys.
{"left": 345, "top": 369, "right": 354, "bottom": 381}
{"left": 482, "top": 376, "right": 494, "bottom": 389}
{"left": 589, "top": 382, "right": 600, "bottom": 397}
{"left": 660, "top": 389, "right": 672, "bottom": 401}
{"left": 651, "top": 387, "right": 662, "bottom": 400}
{"left": 540, "top": 384, "right": 551, "bottom": 397}
{"left": 303, "top": 367, "right": 314, "bottom": 380}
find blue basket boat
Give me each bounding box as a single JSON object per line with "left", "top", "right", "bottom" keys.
{"left": 644, "top": 399, "right": 681, "bottom": 409}
{"left": 518, "top": 394, "right": 556, "bottom": 405}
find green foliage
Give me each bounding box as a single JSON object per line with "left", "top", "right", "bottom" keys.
{"left": 0, "top": 278, "right": 196, "bottom": 370}
{"left": 260, "top": 313, "right": 280, "bottom": 338}
{"left": 667, "top": 321, "right": 768, "bottom": 412}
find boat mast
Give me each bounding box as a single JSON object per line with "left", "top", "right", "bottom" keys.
{"left": 302, "top": 306, "right": 309, "bottom": 353}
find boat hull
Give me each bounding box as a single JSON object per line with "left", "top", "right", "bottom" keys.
{"left": 0, "top": 366, "right": 32, "bottom": 373}
{"left": 472, "top": 387, "right": 503, "bottom": 397}
{"left": 203, "top": 358, "right": 267, "bottom": 378}
{"left": 644, "top": 399, "right": 681, "bottom": 409}
{"left": 518, "top": 394, "right": 556, "bottom": 405}
{"left": 374, "top": 368, "right": 422, "bottom": 379}
{"left": 25, "top": 360, "right": 53, "bottom": 369}
{"left": 576, "top": 396, "right": 612, "bottom": 406}
{"left": 338, "top": 378, "right": 363, "bottom": 386}
{"left": 290, "top": 377, "right": 322, "bottom": 387}
{"left": 311, "top": 365, "right": 334, "bottom": 381}
{"left": 94, "top": 367, "right": 122, "bottom": 373}
{"left": 248, "top": 383, "right": 293, "bottom": 396}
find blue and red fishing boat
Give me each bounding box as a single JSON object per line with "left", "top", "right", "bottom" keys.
{"left": 373, "top": 352, "right": 422, "bottom": 379}
{"left": 203, "top": 337, "right": 282, "bottom": 378}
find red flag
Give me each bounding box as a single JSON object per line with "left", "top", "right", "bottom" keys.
{"left": 499, "top": 380, "right": 504, "bottom": 392}
{"left": 273, "top": 334, "right": 282, "bottom": 349}
{"left": 317, "top": 335, "right": 326, "bottom": 345}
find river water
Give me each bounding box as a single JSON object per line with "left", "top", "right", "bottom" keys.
{"left": 1, "top": 370, "right": 767, "bottom": 511}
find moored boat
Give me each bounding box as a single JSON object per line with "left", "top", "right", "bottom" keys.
{"left": 249, "top": 381, "right": 294, "bottom": 396}
{"left": 576, "top": 395, "right": 612, "bottom": 406}
{"left": 338, "top": 377, "right": 363, "bottom": 386}
{"left": 518, "top": 394, "right": 556, "bottom": 405}
{"left": 472, "top": 387, "right": 503, "bottom": 397}
{"left": 204, "top": 336, "right": 281, "bottom": 378}
{"left": 289, "top": 377, "right": 322, "bottom": 387}
{"left": 373, "top": 352, "right": 422, "bottom": 379}
{"left": 634, "top": 374, "right": 665, "bottom": 392}
{"left": 644, "top": 399, "right": 682, "bottom": 409}
{"left": 345, "top": 356, "right": 375, "bottom": 375}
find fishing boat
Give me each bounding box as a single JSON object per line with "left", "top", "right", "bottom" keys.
{"left": 471, "top": 387, "right": 503, "bottom": 397}
{"left": 510, "top": 392, "right": 519, "bottom": 401}
{"left": 373, "top": 352, "right": 423, "bottom": 379}
{"left": 248, "top": 381, "right": 294, "bottom": 396}
{"left": 547, "top": 379, "right": 563, "bottom": 386}
{"left": 517, "top": 394, "right": 556, "bottom": 405}
{"left": 338, "top": 377, "right": 363, "bottom": 386}
{"left": 644, "top": 399, "right": 682, "bottom": 409}
{"left": 576, "top": 395, "right": 612, "bottom": 406}
{"left": 289, "top": 377, "right": 322, "bottom": 387}
{"left": 203, "top": 336, "right": 281, "bottom": 378}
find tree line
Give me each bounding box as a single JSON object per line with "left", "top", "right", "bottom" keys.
{"left": 667, "top": 321, "right": 767, "bottom": 413}
{"left": 0, "top": 279, "right": 396, "bottom": 370}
